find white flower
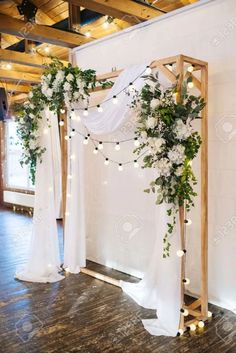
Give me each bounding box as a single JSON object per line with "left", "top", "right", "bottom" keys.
{"left": 76, "top": 77, "right": 85, "bottom": 88}
{"left": 47, "top": 73, "right": 52, "bottom": 81}
{"left": 55, "top": 70, "right": 65, "bottom": 82}
{"left": 63, "top": 82, "right": 71, "bottom": 91}
{"left": 175, "top": 166, "right": 184, "bottom": 177}
{"left": 146, "top": 117, "right": 157, "bottom": 129}
{"left": 28, "top": 92, "right": 33, "bottom": 99}
{"left": 29, "top": 104, "right": 35, "bottom": 109}
{"left": 46, "top": 88, "right": 53, "bottom": 98}
{"left": 155, "top": 158, "right": 172, "bottom": 177}
{"left": 66, "top": 73, "right": 74, "bottom": 82}
{"left": 168, "top": 145, "right": 185, "bottom": 165}
{"left": 29, "top": 113, "right": 34, "bottom": 119}
{"left": 29, "top": 139, "right": 38, "bottom": 150}
{"left": 174, "top": 119, "right": 193, "bottom": 140}
{"left": 148, "top": 137, "right": 165, "bottom": 153}
{"left": 150, "top": 98, "right": 160, "bottom": 109}
{"left": 140, "top": 131, "right": 147, "bottom": 139}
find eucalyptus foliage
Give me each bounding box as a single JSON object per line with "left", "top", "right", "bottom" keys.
{"left": 132, "top": 72, "right": 205, "bottom": 257}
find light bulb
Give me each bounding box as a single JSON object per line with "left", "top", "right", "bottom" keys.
{"left": 185, "top": 219, "right": 192, "bottom": 225}
{"left": 145, "top": 66, "right": 152, "bottom": 75}
{"left": 60, "top": 108, "right": 65, "bottom": 114}
{"left": 118, "top": 164, "right": 123, "bottom": 171}
{"left": 128, "top": 82, "right": 135, "bottom": 92}
{"left": 67, "top": 174, "right": 73, "bottom": 179}
{"left": 183, "top": 278, "right": 190, "bottom": 285}
{"left": 65, "top": 135, "right": 69, "bottom": 140}
{"left": 65, "top": 211, "right": 70, "bottom": 216}
{"left": 112, "top": 95, "right": 118, "bottom": 104}
{"left": 134, "top": 160, "right": 139, "bottom": 168}
{"left": 115, "top": 142, "right": 120, "bottom": 151}
{"left": 97, "top": 105, "right": 103, "bottom": 113}
{"left": 98, "top": 142, "right": 103, "bottom": 150}
{"left": 177, "top": 249, "right": 186, "bottom": 257}
{"left": 70, "top": 111, "right": 77, "bottom": 120}
{"left": 83, "top": 137, "right": 89, "bottom": 145}
{"left": 188, "top": 81, "right": 194, "bottom": 88}
{"left": 43, "top": 128, "right": 49, "bottom": 135}
{"left": 104, "top": 158, "right": 109, "bottom": 166}
{"left": 134, "top": 138, "right": 140, "bottom": 147}
{"left": 102, "top": 21, "right": 109, "bottom": 29}
{"left": 178, "top": 329, "right": 184, "bottom": 336}
{"left": 93, "top": 147, "right": 98, "bottom": 154}
{"left": 67, "top": 193, "right": 71, "bottom": 198}
{"left": 207, "top": 311, "right": 212, "bottom": 318}
{"left": 70, "top": 130, "right": 76, "bottom": 137}
{"left": 44, "top": 45, "right": 51, "bottom": 54}
{"left": 76, "top": 115, "right": 81, "bottom": 122}
{"left": 190, "top": 324, "right": 196, "bottom": 331}
{"left": 48, "top": 186, "right": 53, "bottom": 192}
{"left": 85, "top": 31, "right": 91, "bottom": 38}
{"left": 180, "top": 308, "right": 189, "bottom": 316}
{"left": 83, "top": 109, "right": 89, "bottom": 116}
{"left": 70, "top": 154, "right": 75, "bottom": 160}
{"left": 198, "top": 321, "right": 205, "bottom": 328}
{"left": 167, "top": 64, "right": 173, "bottom": 71}
{"left": 59, "top": 120, "right": 64, "bottom": 126}
{"left": 5, "top": 63, "right": 12, "bottom": 70}
{"left": 187, "top": 65, "right": 194, "bottom": 73}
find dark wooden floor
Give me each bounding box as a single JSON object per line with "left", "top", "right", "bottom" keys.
{"left": 0, "top": 208, "right": 236, "bottom": 353}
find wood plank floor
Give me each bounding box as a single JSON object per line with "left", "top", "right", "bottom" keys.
{"left": 0, "top": 208, "right": 236, "bottom": 353}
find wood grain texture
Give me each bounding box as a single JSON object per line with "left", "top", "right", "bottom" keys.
{"left": 0, "top": 208, "right": 235, "bottom": 353}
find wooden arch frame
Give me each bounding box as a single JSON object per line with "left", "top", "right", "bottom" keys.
{"left": 60, "top": 54, "right": 208, "bottom": 331}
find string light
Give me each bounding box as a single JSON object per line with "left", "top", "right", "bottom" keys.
{"left": 48, "top": 186, "right": 53, "bottom": 192}
{"left": 112, "top": 95, "right": 118, "bottom": 104}
{"left": 97, "top": 105, "right": 103, "bottom": 113}
{"left": 85, "top": 31, "right": 91, "bottom": 38}
{"left": 59, "top": 120, "right": 64, "bottom": 126}
{"left": 70, "top": 111, "right": 77, "bottom": 120}
{"left": 187, "top": 65, "right": 194, "bottom": 73}
{"left": 185, "top": 219, "right": 192, "bottom": 225}
{"left": 180, "top": 308, "right": 189, "bottom": 317}
{"left": 134, "top": 137, "right": 140, "bottom": 147}
{"left": 104, "top": 158, "right": 109, "bottom": 165}
{"left": 177, "top": 328, "right": 184, "bottom": 336}
{"left": 145, "top": 65, "right": 152, "bottom": 75}
{"left": 207, "top": 311, "right": 213, "bottom": 318}
{"left": 67, "top": 174, "right": 73, "bottom": 179}
{"left": 65, "top": 135, "right": 69, "bottom": 140}
{"left": 67, "top": 193, "right": 71, "bottom": 198}
{"left": 70, "top": 154, "right": 75, "bottom": 160}
{"left": 60, "top": 108, "right": 65, "bottom": 114}
{"left": 189, "top": 324, "right": 196, "bottom": 331}
{"left": 134, "top": 160, "right": 139, "bottom": 168}
{"left": 43, "top": 128, "right": 49, "bottom": 135}
{"left": 93, "top": 147, "right": 98, "bottom": 154}
{"left": 177, "top": 249, "right": 187, "bottom": 257}
{"left": 183, "top": 278, "right": 190, "bottom": 285}
{"left": 115, "top": 142, "right": 120, "bottom": 151}
{"left": 98, "top": 142, "right": 103, "bottom": 150}
{"left": 83, "top": 108, "right": 89, "bottom": 116}
{"left": 65, "top": 211, "right": 70, "bottom": 216}
{"left": 188, "top": 81, "right": 194, "bottom": 88}
{"left": 102, "top": 21, "right": 109, "bottom": 29}
{"left": 198, "top": 321, "right": 205, "bottom": 328}
{"left": 83, "top": 137, "right": 89, "bottom": 145}
{"left": 65, "top": 267, "right": 70, "bottom": 273}
{"left": 44, "top": 45, "right": 51, "bottom": 54}
{"left": 118, "top": 163, "right": 123, "bottom": 171}
{"left": 128, "top": 82, "right": 135, "bottom": 92}
{"left": 71, "top": 129, "right": 76, "bottom": 137}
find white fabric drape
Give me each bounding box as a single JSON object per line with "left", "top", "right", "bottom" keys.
{"left": 15, "top": 108, "right": 64, "bottom": 283}
{"left": 65, "top": 65, "right": 181, "bottom": 336}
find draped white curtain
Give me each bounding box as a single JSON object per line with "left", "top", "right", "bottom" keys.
{"left": 15, "top": 108, "right": 63, "bottom": 283}
{"left": 64, "top": 65, "right": 182, "bottom": 336}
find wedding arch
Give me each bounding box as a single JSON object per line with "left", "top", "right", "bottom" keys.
{"left": 15, "top": 54, "right": 209, "bottom": 336}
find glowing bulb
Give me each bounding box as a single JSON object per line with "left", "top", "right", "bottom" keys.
{"left": 70, "top": 130, "right": 76, "bottom": 137}
{"left": 48, "top": 264, "right": 52, "bottom": 268}
{"left": 93, "top": 147, "right": 98, "bottom": 154}
{"left": 85, "top": 31, "right": 91, "bottom": 38}
{"left": 167, "top": 64, "right": 173, "bottom": 71}
{"left": 48, "top": 186, "right": 53, "bottom": 192}
{"left": 70, "top": 111, "right": 77, "bottom": 120}
{"left": 188, "top": 81, "right": 194, "bottom": 88}
{"left": 43, "top": 128, "right": 49, "bottom": 135}
{"left": 104, "top": 158, "right": 109, "bottom": 166}
{"left": 185, "top": 219, "right": 192, "bottom": 225}
{"left": 118, "top": 164, "right": 123, "bottom": 171}
{"left": 98, "top": 142, "right": 103, "bottom": 150}
{"left": 44, "top": 45, "right": 51, "bottom": 54}
{"left": 65, "top": 135, "right": 69, "bottom": 140}
{"left": 59, "top": 120, "right": 64, "bottom": 126}
{"left": 5, "top": 63, "right": 12, "bottom": 70}
{"left": 112, "top": 95, "right": 118, "bottom": 104}
{"left": 67, "top": 174, "right": 73, "bottom": 179}
{"left": 128, "top": 82, "right": 135, "bottom": 92}
{"left": 198, "top": 321, "right": 205, "bottom": 328}
{"left": 183, "top": 278, "right": 190, "bottom": 285}
{"left": 67, "top": 193, "right": 71, "bottom": 198}
{"left": 145, "top": 66, "right": 152, "bottom": 75}
{"left": 134, "top": 160, "right": 139, "bottom": 168}
{"left": 60, "top": 108, "right": 65, "bottom": 114}
{"left": 65, "top": 267, "right": 70, "bottom": 272}
{"left": 115, "top": 142, "right": 120, "bottom": 151}
{"left": 102, "top": 21, "right": 109, "bottom": 29}
{"left": 187, "top": 65, "right": 194, "bottom": 73}
{"left": 180, "top": 309, "right": 189, "bottom": 317}
{"left": 134, "top": 138, "right": 140, "bottom": 147}
{"left": 65, "top": 211, "right": 70, "bottom": 216}
{"left": 177, "top": 249, "right": 186, "bottom": 257}
{"left": 70, "top": 154, "right": 75, "bottom": 160}
{"left": 97, "top": 105, "right": 103, "bottom": 113}
{"left": 76, "top": 115, "right": 81, "bottom": 122}
{"left": 190, "top": 324, "right": 196, "bottom": 331}
{"left": 207, "top": 311, "right": 212, "bottom": 318}
{"left": 178, "top": 329, "right": 184, "bottom": 336}
{"left": 83, "top": 137, "right": 89, "bottom": 145}
{"left": 83, "top": 109, "right": 89, "bottom": 116}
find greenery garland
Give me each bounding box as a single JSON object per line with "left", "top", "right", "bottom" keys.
{"left": 13, "top": 59, "right": 112, "bottom": 184}
{"left": 132, "top": 72, "right": 205, "bottom": 257}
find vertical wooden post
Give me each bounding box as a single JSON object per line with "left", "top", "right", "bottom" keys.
{"left": 200, "top": 64, "right": 208, "bottom": 318}
{"left": 59, "top": 111, "right": 68, "bottom": 227}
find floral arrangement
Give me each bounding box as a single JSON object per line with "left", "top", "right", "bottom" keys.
{"left": 14, "top": 59, "right": 112, "bottom": 183}
{"left": 132, "top": 72, "right": 205, "bottom": 257}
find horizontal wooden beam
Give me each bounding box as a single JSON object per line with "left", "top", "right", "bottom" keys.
{"left": 0, "top": 14, "right": 92, "bottom": 48}
{"left": 9, "top": 93, "right": 28, "bottom": 103}
{"left": 0, "top": 49, "right": 68, "bottom": 68}
{"left": 0, "top": 82, "right": 31, "bottom": 94}
{"left": 67, "top": 0, "right": 163, "bottom": 24}
{"left": 0, "top": 69, "right": 40, "bottom": 84}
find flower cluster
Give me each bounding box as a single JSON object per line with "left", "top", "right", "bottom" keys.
{"left": 132, "top": 72, "right": 205, "bottom": 257}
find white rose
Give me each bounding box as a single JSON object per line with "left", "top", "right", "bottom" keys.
{"left": 148, "top": 137, "right": 165, "bottom": 153}
{"left": 150, "top": 98, "right": 160, "bottom": 109}
{"left": 168, "top": 145, "right": 185, "bottom": 165}
{"left": 66, "top": 73, "right": 74, "bottom": 82}
{"left": 155, "top": 158, "right": 172, "bottom": 177}
{"left": 174, "top": 119, "right": 193, "bottom": 140}
{"left": 29, "top": 139, "right": 38, "bottom": 150}
{"left": 146, "top": 117, "right": 157, "bottom": 129}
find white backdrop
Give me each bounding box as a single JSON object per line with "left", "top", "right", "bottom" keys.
{"left": 72, "top": 0, "right": 236, "bottom": 312}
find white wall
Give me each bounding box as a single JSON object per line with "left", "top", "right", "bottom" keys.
{"left": 73, "top": 0, "right": 236, "bottom": 311}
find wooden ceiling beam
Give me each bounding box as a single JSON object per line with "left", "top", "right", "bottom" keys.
{"left": 67, "top": 0, "right": 163, "bottom": 24}
{"left": 0, "top": 82, "right": 31, "bottom": 94}
{"left": 0, "top": 48, "right": 68, "bottom": 68}
{"left": 0, "top": 69, "right": 41, "bottom": 84}
{"left": 0, "top": 14, "right": 92, "bottom": 48}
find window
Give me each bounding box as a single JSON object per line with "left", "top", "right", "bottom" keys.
{"left": 4, "top": 121, "right": 34, "bottom": 191}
